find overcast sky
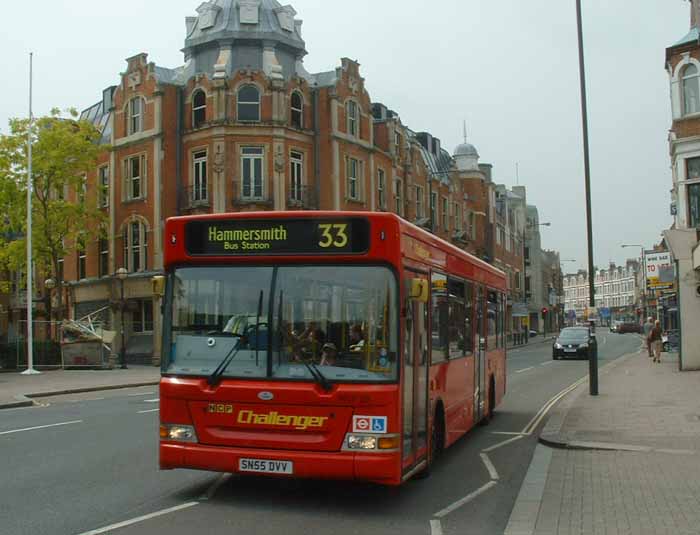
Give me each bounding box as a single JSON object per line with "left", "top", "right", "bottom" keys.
{"left": 0, "top": 0, "right": 690, "bottom": 272}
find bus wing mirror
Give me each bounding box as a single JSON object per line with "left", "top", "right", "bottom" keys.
{"left": 152, "top": 276, "right": 166, "bottom": 298}
{"left": 409, "top": 279, "right": 429, "bottom": 303}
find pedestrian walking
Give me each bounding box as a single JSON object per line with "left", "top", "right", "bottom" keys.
{"left": 643, "top": 317, "right": 654, "bottom": 358}
{"left": 648, "top": 320, "right": 663, "bottom": 363}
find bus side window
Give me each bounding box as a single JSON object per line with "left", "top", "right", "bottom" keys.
{"left": 447, "top": 277, "right": 467, "bottom": 358}
{"left": 464, "top": 281, "right": 474, "bottom": 355}
{"left": 431, "top": 272, "right": 448, "bottom": 363}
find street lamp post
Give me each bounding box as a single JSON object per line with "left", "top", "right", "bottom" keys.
{"left": 575, "top": 0, "right": 598, "bottom": 396}
{"left": 116, "top": 268, "right": 128, "bottom": 369}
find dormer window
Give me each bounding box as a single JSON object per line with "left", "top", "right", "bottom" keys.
{"left": 346, "top": 100, "right": 358, "bottom": 137}
{"left": 240, "top": 0, "right": 261, "bottom": 24}
{"left": 683, "top": 64, "right": 700, "bottom": 116}
{"left": 192, "top": 90, "right": 206, "bottom": 129}
{"left": 127, "top": 97, "right": 144, "bottom": 135}
{"left": 291, "top": 92, "right": 303, "bottom": 129}
{"left": 237, "top": 85, "right": 260, "bottom": 122}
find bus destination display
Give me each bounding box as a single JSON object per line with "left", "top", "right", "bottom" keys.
{"left": 185, "top": 218, "right": 370, "bottom": 256}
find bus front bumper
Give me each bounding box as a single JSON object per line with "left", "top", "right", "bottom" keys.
{"left": 160, "top": 443, "right": 400, "bottom": 485}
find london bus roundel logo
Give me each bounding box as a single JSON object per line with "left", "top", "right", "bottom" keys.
{"left": 258, "top": 391, "right": 274, "bottom": 401}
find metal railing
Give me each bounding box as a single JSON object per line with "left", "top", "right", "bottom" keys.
{"left": 287, "top": 185, "right": 317, "bottom": 210}
{"left": 180, "top": 185, "right": 210, "bottom": 211}
{"left": 232, "top": 181, "right": 273, "bottom": 207}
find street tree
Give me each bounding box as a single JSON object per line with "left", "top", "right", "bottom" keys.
{"left": 0, "top": 108, "right": 107, "bottom": 324}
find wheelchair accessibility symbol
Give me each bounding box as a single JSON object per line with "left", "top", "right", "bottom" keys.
{"left": 371, "top": 418, "right": 386, "bottom": 433}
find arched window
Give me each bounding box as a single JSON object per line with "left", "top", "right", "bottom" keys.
{"left": 291, "top": 92, "right": 303, "bottom": 129}
{"left": 123, "top": 219, "right": 148, "bottom": 273}
{"left": 346, "top": 100, "right": 358, "bottom": 137}
{"left": 683, "top": 64, "right": 700, "bottom": 116}
{"left": 237, "top": 85, "right": 260, "bottom": 122}
{"left": 192, "top": 90, "right": 206, "bottom": 129}
{"left": 127, "top": 97, "right": 145, "bottom": 135}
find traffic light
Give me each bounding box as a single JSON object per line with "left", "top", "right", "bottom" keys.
{"left": 541, "top": 307, "right": 549, "bottom": 316}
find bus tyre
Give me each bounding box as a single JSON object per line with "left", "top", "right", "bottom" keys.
{"left": 481, "top": 377, "right": 496, "bottom": 426}
{"left": 415, "top": 406, "right": 444, "bottom": 480}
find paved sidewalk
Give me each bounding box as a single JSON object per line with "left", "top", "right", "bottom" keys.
{"left": 505, "top": 349, "right": 700, "bottom": 535}
{"left": 0, "top": 366, "right": 161, "bottom": 409}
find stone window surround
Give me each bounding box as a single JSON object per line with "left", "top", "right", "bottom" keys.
{"left": 235, "top": 82, "right": 262, "bottom": 123}
{"left": 120, "top": 217, "right": 150, "bottom": 273}
{"left": 122, "top": 152, "right": 148, "bottom": 203}
{"left": 191, "top": 147, "right": 209, "bottom": 202}
{"left": 289, "top": 148, "right": 305, "bottom": 201}
{"left": 192, "top": 88, "right": 208, "bottom": 129}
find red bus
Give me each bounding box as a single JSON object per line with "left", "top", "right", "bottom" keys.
{"left": 159, "top": 211, "right": 507, "bottom": 485}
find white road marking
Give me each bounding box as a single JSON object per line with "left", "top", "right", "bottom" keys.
{"left": 521, "top": 376, "right": 587, "bottom": 435}
{"left": 67, "top": 398, "right": 105, "bottom": 403}
{"left": 199, "top": 473, "right": 232, "bottom": 501}
{"left": 491, "top": 431, "right": 526, "bottom": 436}
{"left": 480, "top": 453, "right": 499, "bottom": 481}
{"left": 0, "top": 420, "right": 83, "bottom": 436}
{"left": 515, "top": 367, "right": 534, "bottom": 374}
{"left": 143, "top": 399, "right": 160, "bottom": 403}
{"left": 430, "top": 519, "right": 444, "bottom": 535}
{"left": 540, "top": 361, "right": 555, "bottom": 366}
{"left": 75, "top": 502, "right": 199, "bottom": 535}
{"left": 433, "top": 481, "right": 498, "bottom": 518}
{"left": 127, "top": 391, "right": 156, "bottom": 397}
{"left": 483, "top": 434, "right": 524, "bottom": 453}
{"left": 138, "top": 408, "right": 160, "bottom": 414}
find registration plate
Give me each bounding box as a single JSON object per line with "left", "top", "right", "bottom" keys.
{"left": 564, "top": 349, "right": 577, "bottom": 353}
{"left": 239, "top": 458, "right": 293, "bottom": 475}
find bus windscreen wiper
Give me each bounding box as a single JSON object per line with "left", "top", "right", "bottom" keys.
{"left": 208, "top": 335, "right": 243, "bottom": 387}
{"left": 304, "top": 361, "right": 333, "bottom": 392}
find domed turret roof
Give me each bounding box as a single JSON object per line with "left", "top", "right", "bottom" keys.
{"left": 454, "top": 142, "right": 479, "bottom": 159}
{"left": 184, "top": 0, "right": 307, "bottom": 55}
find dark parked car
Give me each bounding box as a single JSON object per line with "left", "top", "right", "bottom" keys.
{"left": 553, "top": 327, "right": 598, "bottom": 360}
{"left": 617, "top": 323, "right": 641, "bottom": 334}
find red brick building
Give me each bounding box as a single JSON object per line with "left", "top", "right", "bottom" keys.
{"left": 42, "top": 0, "right": 523, "bottom": 364}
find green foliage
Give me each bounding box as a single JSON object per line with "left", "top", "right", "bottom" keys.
{"left": 0, "top": 108, "right": 108, "bottom": 311}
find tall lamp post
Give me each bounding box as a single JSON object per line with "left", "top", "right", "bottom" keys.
{"left": 621, "top": 244, "right": 646, "bottom": 320}
{"left": 116, "top": 268, "right": 128, "bottom": 369}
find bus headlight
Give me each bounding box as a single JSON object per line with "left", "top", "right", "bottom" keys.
{"left": 160, "top": 424, "right": 198, "bottom": 443}
{"left": 347, "top": 435, "right": 377, "bottom": 450}
{"left": 344, "top": 434, "right": 400, "bottom": 451}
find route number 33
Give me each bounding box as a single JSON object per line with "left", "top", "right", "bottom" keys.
{"left": 318, "top": 224, "right": 349, "bottom": 248}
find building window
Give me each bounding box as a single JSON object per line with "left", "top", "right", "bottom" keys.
{"left": 124, "top": 154, "right": 145, "bottom": 201}
{"left": 193, "top": 150, "right": 208, "bottom": 202}
{"left": 346, "top": 100, "right": 358, "bottom": 137}
{"left": 127, "top": 97, "right": 144, "bottom": 135}
{"left": 468, "top": 212, "right": 476, "bottom": 239}
{"left": 290, "top": 151, "right": 303, "bottom": 202}
{"left": 57, "top": 257, "right": 64, "bottom": 283}
{"left": 682, "top": 64, "right": 700, "bottom": 116}
{"left": 77, "top": 249, "right": 86, "bottom": 280}
{"left": 237, "top": 85, "right": 260, "bottom": 122}
{"left": 689, "top": 183, "right": 700, "bottom": 227}
{"left": 430, "top": 191, "right": 438, "bottom": 230}
{"left": 99, "top": 166, "right": 109, "bottom": 208}
{"left": 442, "top": 197, "right": 449, "bottom": 231}
{"left": 346, "top": 157, "right": 361, "bottom": 201}
{"left": 123, "top": 220, "right": 148, "bottom": 273}
{"left": 133, "top": 299, "right": 154, "bottom": 333}
{"left": 416, "top": 186, "right": 425, "bottom": 218}
{"left": 377, "top": 169, "right": 386, "bottom": 210}
{"left": 192, "top": 90, "right": 206, "bottom": 129}
{"left": 394, "top": 131, "right": 402, "bottom": 157}
{"left": 241, "top": 147, "right": 264, "bottom": 200}
{"left": 291, "top": 92, "right": 303, "bottom": 129}
{"left": 454, "top": 202, "right": 461, "bottom": 232}
{"left": 99, "top": 238, "right": 109, "bottom": 278}
{"left": 687, "top": 157, "right": 700, "bottom": 180}
{"left": 394, "top": 179, "right": 403, "bottom": 216}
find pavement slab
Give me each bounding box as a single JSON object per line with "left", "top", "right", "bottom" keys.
{"left": 505, "top": 348, "right": 700, "bottom": 535}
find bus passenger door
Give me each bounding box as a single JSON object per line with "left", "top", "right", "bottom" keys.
{"left": 474, "top": 285, "right": 487, "bottom": 422}
{"left": 402, "top": 271, "right": 430, "bottom": 474}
